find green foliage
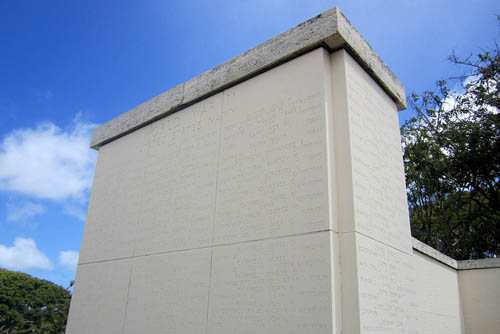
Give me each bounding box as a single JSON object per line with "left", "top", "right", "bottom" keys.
{"left": 401, "top": 45, "right": 500, "bottom": 260}
{"left": 0, "top": 269, "right": 71, "bottom": 334}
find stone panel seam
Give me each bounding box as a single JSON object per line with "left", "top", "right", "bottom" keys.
{"left": 338, "top": 231, "right": 361, "bottom": 334}
{"left": 339, "top": 230, "right": 412, "bottom": 256}
{"left": 204, "top": 90, "right": 225, "bottom": 334}
{"left": 419, "top": 310, "right": 463, "bottom": 318}
{"left": 77, "top": 229, "right": 335, "bottom": 265}
{"left": 120, "top": 261, "right": 134, "bottom": 334}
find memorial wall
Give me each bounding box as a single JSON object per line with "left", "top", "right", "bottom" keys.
{"left": 66, "top": 7, "right": 500, "bottom": 334}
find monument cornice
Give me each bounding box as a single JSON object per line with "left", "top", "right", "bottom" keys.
{"left": 90, "top": 7, "right": 406, "bottom": 150}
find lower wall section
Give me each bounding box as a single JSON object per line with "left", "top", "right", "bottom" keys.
{"left": 124, "top": 249, "right": 212, "bottom": 334}
{"left": 459, "top": 268, "right": 500, "bottom": 334}
{"left": 67, "top": 231, "right": 339, "bottom": 334}
{"left": 66, "top": 259, "right": 131, "bottom": 334}
{"left": 67, "top": 230, "right": 500, "bottom": 334}
{"left": 411, "top": 252, "right": 463, "bottom": 334}
{"left": 340, "top": 232, "right": 416, "bottom": 334}
{"left": 208, "top": 232, "right": 336, "bottom": 333}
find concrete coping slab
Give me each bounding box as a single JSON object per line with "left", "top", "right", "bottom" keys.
{"left": 457, "top": 258, "right": 500, "bottom": 270}
{"left": 412, "top": 237, "right": 500, "bottom": 270}
{"left": 90, "top": 7, "right": 406, "bottom": 150}
{"left": 412, "top": 238, "right": 458, "bottom": 269}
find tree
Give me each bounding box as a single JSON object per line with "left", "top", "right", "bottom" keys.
{"left": 0, "top": 269, "right": 71, "bottom": 334}
{"left": 401, "top": 45, "right": 500, "bottom": 260}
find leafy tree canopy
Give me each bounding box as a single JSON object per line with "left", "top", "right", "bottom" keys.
{"left": 401, "top": 43, "right": 500, "bottom": 260}
{"left": 0, "top": 269, "right": 71, "bottom": 334}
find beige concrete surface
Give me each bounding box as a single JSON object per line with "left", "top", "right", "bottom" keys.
{"left": 124, "top": 248, "right": 212, "bottom": 334}
{"left": 340, "top": 232, "right": 416, "bottom": 334}
{"left": 459, "top": 267, "right": 500, "bottom": 334}
{"left": 78, "top": 126, "right": 149, "bottom": 263}
{"left": 213, "top": 48, "right": 331, "bottom": 244}
{"left": 133, "top": 93, "right": 222, "bottom": 256}
{"left": 330, "top": 49, "right": 411, "bottom": 254}
{"left": 66, "top": 259, "right": 131, "bottom": 334}
{"left": 412, "top": 251, "right": 463, "bottom": 334}
{"left": 207, "top": 232, "right": 338, "bottom": 334}
{"left": 331, "top": 49, "right": 414, "bottom": 333}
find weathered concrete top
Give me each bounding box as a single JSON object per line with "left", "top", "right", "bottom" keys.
{"left": 91, "top": 7, "right": 406, "bottom": 150}
{"left": 457, "top": 258, "right": 500, "bottom": 270}
{"left": 412, "top": 237, "right": 500, "bottom": 270}
{"left": 412, "top": 238, "right": 459, "bottom": 269}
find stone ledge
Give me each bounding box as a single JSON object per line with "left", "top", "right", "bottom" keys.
{"left": 412, "top": 237, "right": 458, "bottom": 269}
{"left": 90, "top": 7, "right": 406, "bottom": 150}
{"left": 457, "top": 258, "right": 500, "bottom": 270}
{"left": 412, "top": 237, "right": 500, "bottom": 271}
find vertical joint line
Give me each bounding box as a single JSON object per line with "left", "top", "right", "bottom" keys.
{"left": 205, "top": 91, "right": 225, "bottom": 333}
{"left": 121, "top": 262, "right": 134, "bottom": 334}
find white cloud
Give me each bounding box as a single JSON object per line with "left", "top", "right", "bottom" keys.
{"left": 63, "top": 204, "right": 87, "bottom": 222}
{"left": 59, "top": 250, "right": 79, "bottom": 271}
{"left": 0, "top": 116, "right": 97, "bottom": 201}
{"left": 6, "top": 201, "right": 46, "bottom": 222}
{"left": 0, "top": 237, "right": 53, "bottom": 270}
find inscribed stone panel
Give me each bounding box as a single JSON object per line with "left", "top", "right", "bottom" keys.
{"left": 78, "top": 127, "right": 148, "bottom": 263}
{"left": 412, "top": 251, "right": 462, "bottom": 334}
{"left": 214, "top": 49, "right": 330, "bottom": 244}
{"left": 207, "top": 231, "right": 336, "bottom": 334}
{"left": 343, "top": 52, "right": 411, "bottom": 253}
{"left": 133, "top": 94, "right": 222, "bottom": 255}
{"left": 66, "top": 259, "right": 131, "bottom": 334}
{"left": 124, "top": 248, "right": 211, "bottom": 334}
{"left": 347, "top": 232, "right": 416, "bottom": 334}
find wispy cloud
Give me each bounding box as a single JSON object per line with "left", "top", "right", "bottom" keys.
{"left": 0, "top": 237, "right": 53, "bottom": 270}
{"left": 0, "top": 116, "right": 97, "bottom": 201}
{"left": 63, "top": 204, "right": 87, "bottom": 222}
{"left": 36, "top": 89, "right": 54, "bottom": 103}
{"left": 6, "top": 201, "right": 46, "bottom": 222}
{"left": 59, "top": 250, "right": 79, "bottom": 271}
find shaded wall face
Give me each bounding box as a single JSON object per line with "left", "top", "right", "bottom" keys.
{"left": 411, "top": 252, "right": 463, "bottom": 334}
{"left": 459, "top": 268, "right": 500, "bottom": 334}
{"left": 67, "top": 48, "right": 340, "bottom": 334}
{"left": 330, "top": 50, "right": 416, "bottom": 333}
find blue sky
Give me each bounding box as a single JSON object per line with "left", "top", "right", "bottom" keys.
{"left": 0, "top": 1, "right": 499, "bottom": 288}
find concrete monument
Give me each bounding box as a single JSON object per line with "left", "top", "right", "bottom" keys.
{"left": 66, "top": 7, "right": 500, "bottom": 334}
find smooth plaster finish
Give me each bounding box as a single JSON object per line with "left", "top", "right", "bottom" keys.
{"left": 90, "top": 7, "right": 406, "bottom": 150}
{"left": 459, "top": 267, "right": 500, "bottom": 334}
